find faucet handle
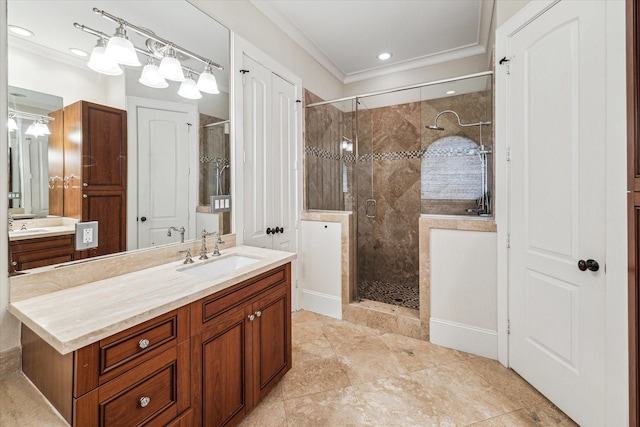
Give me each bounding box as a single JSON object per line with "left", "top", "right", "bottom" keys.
{"left": 178, "top": 249, "right": 194, "bottom": 264}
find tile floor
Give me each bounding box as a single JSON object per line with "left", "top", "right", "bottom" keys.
{"left": 358, "top": 280, "right": 420, "bottom": 310}
{"left": 0, "top": 310, "right": 577, "bottom": 427}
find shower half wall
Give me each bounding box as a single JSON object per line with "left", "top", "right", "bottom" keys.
{"left": 304, "top": 73, "right": 493, "bottom": 313}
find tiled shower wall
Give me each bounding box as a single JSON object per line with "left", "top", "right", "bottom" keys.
{"left": 304, "top": 89, "right": 493, "bottom": 292}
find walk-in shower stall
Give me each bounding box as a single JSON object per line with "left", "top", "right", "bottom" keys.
{"left": 305, "top": 72, "right": 493, "bottom": 311}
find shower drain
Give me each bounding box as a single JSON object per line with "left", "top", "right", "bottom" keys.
{"left": 394, "top": 298, "right": 404, "bottom": 303}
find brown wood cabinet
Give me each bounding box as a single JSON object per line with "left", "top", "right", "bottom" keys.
{"left": 63, "top": 101, "right": 127, "bottom": 258}
{"left": 9, "top": 234, "right": 76, "bottom": 271}
{"left": 22, "top": 263, "right": 292, "bottom": 427}
{"left": 191, "top": 264, "right": 292, "bottom": 427}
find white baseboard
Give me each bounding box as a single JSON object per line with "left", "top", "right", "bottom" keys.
{"left": 430, "top": 317, "right": 498, "bottom": 360}
{"left": 300, "top": 289, "right": 342, "bottom": 320}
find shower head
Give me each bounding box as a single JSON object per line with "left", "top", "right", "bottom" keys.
{"left": 426, "top": 125, "right": 444, "bottom": 131}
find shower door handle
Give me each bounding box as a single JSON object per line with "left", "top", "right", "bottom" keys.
{"left": 365, "top": 199, "right": 377, "bottom": 218}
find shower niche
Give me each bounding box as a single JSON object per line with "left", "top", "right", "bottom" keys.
{"left": 304, "top": 73, "right": 493, "bottom": 312}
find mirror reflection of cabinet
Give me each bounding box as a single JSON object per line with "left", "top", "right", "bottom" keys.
{"left": 63, "top": 101, "right": 127, "bottom": 258}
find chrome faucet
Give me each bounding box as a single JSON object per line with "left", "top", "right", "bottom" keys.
{"left": 177, "top": 248, "right": 194, "bottom": 264}
{"left": 8, "top": 211, "right": 14, "bottom": 232}
{"left": 212, "top": 233, "right": 225, "bottom": 257}
{"left": 167, "top": 226, "right": 186, "bottom": 243}
{"left": 200, "top": 229, "right": 218, "bottom": 260}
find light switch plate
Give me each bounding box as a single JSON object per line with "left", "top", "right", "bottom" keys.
{"left": 75, "top": 221, "right": 98, "bottom": 250}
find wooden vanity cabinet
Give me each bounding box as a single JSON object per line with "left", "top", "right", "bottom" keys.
{"left": 191, "top": 264, "right": 292, "bottom": 427}
{"left": 21, "top": 263, "right": 292, "bottom": 427}
{"left": 9, "top": 234, "right": 76, "bottom": 271}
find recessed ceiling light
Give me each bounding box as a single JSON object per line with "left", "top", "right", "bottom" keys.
{"left": 377, "top": 52, "right": 392, "bottom": 61}
{"left": 446, "top": 90, "right": 456, "bottom": 95}
{"left": 70, "top": 48, "right": 89, "bottom": 57}
{"left": 8, "top": 25, "right": 34, "bottom": 37}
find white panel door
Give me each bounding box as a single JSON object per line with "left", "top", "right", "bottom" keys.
{"left": 243, "top": 55, "right": 272, "bottom": 248}
{"left": 137, "top": 107, "right": 190, "bottom": 248}
{"left": 242, "top": 55, "right": 297, "bottom": 253}
{"left": 508, "top": 2, "right": 605, "bottom": 425}
{"left": 271, "top": 73, "right": 296, "bottom": 253}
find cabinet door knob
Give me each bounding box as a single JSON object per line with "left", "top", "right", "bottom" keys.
{"left": 255, "top": 311, "right": 262, "bottom": 317}
{"left": 83, "top": 182, "right": 88, "bottom": 187}
{"left": 248, "top": 314, "right": 255, "bottom": 321}
{"left": 138, "top": 339, "right": 150, "bottom": 349}
{"left": 139, "top": 396, "right": 151, "bottom": 408}
{"left": 266, "top": 227, "right": 272, "bottom": 235}
{"left": 82, "top": 194, "right": 87, "bottom": 199}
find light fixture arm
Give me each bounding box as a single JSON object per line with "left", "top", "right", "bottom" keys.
{"left": 74, "top": 23, "right": 202, "bottom": 76}
{"left": 92, "top": 8, "right": 223, "bottom": 71}
{"left": 9, "top": 108, "right": 55, "bottom": 123}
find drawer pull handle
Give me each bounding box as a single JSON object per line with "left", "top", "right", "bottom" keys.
{"left": 138, "top": 339, "right": 150, "bottom": 349}
{"left": 255, "top": 311, "right": 262, "bottom": 318}
{"left": 248, "top": 314, "right": 255, "bottom": 321}
{"left": 139, "top": 396, "right": 151, "bottom": 408}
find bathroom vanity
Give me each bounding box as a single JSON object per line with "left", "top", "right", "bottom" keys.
{"left": 10, "top": 245, "right": 295, "bottom": 427}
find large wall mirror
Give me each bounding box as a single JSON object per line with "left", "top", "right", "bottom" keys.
{"left": 7, "top": 0, "right": 230, "bottom": 272}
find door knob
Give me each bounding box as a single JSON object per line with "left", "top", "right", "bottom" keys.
{"left": 140, "top": 217, "right": 147, "bottom": 222}
{"left": 277, "top": 227, "right": 284, "bottom": 233}
{"left": 578, "top": 259, "right": 599, "bottom": 272}
{"left": 266, "top": 227, "right": 272, "bottom": 235}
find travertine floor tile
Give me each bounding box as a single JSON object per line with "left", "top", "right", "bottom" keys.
{"left": 379, "top": 332, "right": 473, "bottom": 372}
{"left": 283, "top": 386, "right": 371, "bottom": 426}
{"left": 239, "top": 386, "right": 286, "bottom": 427}
{"left": 410, "top": 362, "right": 521, "bottom": 426}
{"left": 354, "top": 373, "right": 456, "bottom": 426}
{"left": 470, "top": 401, "right": 579, "bottom": 426}
{"left": 0, "top": 373, "right": 68, "bottom": 427}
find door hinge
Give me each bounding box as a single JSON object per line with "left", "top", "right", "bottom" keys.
{"left": 187, "top": 123, "right": 192, "bottom": 133}
{"left": 506, "top": 234, "right": 511, "bottom": 249}
{"left": 243, "top": 150, "right": 246, "bottom": 164}
{"left": 507, "top": 319, "right": 511, "bottom": 335}
{"left": 240, "top": 69, "right": 250, "bottom": 85}
{"left": 499, "top": 56, "right": 511, "bottom": 75}
{"left": 506, "top": 147, "right": 511, "bottom": 162}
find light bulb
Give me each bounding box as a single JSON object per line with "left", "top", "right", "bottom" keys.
{"left": 139, "top": 60, "right": 168, "bottom": 88}
{"left": 178, "top": 74, "right": 202, "bottom": 99}
{"left": 197, "top": 64, "right": 219, "bottom": 94}
{"left": 105, "top": 25, "right": 141, "bottom": 67}
{"left": 158, "top": 48, "right": 184, "bottom": 82}
{"left": 88, "top": 39, "right": 123, "bottom": 76}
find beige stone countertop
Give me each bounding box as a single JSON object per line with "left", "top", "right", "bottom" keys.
{"left": 9, "top": 245, "right": 296, "bottom": 355}
{"left": 9, "top": 217, "right": 77, "bottom": 241}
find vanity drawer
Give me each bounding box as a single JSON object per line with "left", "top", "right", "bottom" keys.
{"left": 192, "top": 265, "right": 287, "bottom": 330}
{"left": 75, "top": 307, "right": 190, "bottom": 396}
{"left": 9, "top": 234, "right": 76, "bottom": 271}
{"left": 74, "top": 341, "right": 190, "bottom": 427}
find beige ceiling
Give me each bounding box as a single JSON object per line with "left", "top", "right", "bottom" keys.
{"left": 252, "top": 0, "right": 495, "bottom": 84}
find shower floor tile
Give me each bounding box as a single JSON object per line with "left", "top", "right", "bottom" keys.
{"left": 358, "top": 280, "right": 419, "bottom": 310}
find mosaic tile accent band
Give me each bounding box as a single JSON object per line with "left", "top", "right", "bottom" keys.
{"left": 200, "top": 156, "right": 230, "bottom": 166}
{"left": 305, "top": 146, "right": 428, "bottom": 163}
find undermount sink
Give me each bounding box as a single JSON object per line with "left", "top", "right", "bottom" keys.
{"left": 178, "top": 254, "right": 262, "bottom": 279}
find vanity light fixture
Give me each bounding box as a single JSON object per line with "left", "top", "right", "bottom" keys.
{"left": 105, "top": 24, "right": 141, "bottom": 67}
{"left": 377, "top": 52, "right": 392, "bottom": 61}
{"left": 197, "top": 64, "right": 220, "bottom": 94}
{"left": 158, "top": 47, "right": 185, "bottom": 82}
{"left": 8, "top": 25, "right": 33, "bottom": 37}
{"left": 178, "top": 72, "right": 203, "bottom": 100}
{"left": 9, "top": 109, "right": 54, "bottom": 137}
{"left": 139, "top": 58, "right": 168, "bottom": 88}
{"left": 87, "top": 38, "right": 123, "bottom": 76}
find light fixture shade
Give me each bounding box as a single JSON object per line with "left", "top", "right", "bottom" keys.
{"left": 25, "top": 122, "right": 43, "bottom": 137}
{"left": 88, "top": 40, "right": 123, "bottom": 76}
{"left": 36, "top": 121, "right": 51, "bottom": 135}
{"left": 7, "top": 117, "right": 18, "bottom": 132}
{"left": 197, "top": 66, "right": 219, "bottom": 94}
{"left": 159, "top": 51, "right": 185, "bottom": 82}
{"left": 178, "top": 76, "right": 202, "bottom": 99}
{"left": 105, "top": 25, "right": 141, "bottom": 67}
{"left": 139, "top": 63, "right": 169, "bottom": 88}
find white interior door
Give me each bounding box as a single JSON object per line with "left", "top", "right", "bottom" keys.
{"left": 137, "top": 107, "right": 191, "bottom": 248}
{"left": 242, "top": 54, "right": 297, "bottom": 253}
{"left": 270, "top": 73, "right": 296, "bottom": 253}
{"left": 507, "top": 2, "right": 606, "bottom": 425}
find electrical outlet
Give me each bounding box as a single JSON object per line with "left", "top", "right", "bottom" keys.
{"left": 75, "top": 221, "right": 98, "bottom": 250}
